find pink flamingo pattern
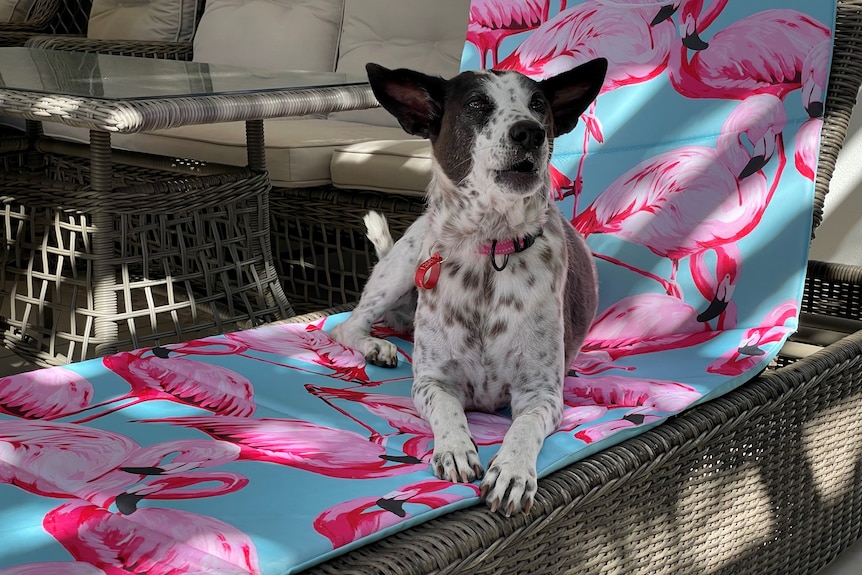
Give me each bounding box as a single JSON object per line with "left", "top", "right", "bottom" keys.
{"left": 1, "top": 368, "right": 93, "bottom": 419}
{"left": 467, "top": 0, "right": 548, "bottom": 68}
{"left": 44, "top": 500, "right": 261, "bottom": 574}
{"left": 314, "top": 479, "right": 481, "bottom": 548}
{"left": 0, "top": 420, "right": 246, "bottom": 510}
{"left": 574, "top": 93, "right": 788, "bottom": 311}
{"left": 0, "top": 0, "right": 835, "bottom": 572}
{"left": 137, "top": 415, "right": 429, "bottom": 479}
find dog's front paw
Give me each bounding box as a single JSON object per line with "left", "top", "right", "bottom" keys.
{"left": 480, "top": 455, "right": 538, "bottom": 516}
{"left": 362, "top": 337, "right": 398, "bottom": 368}
{"left": 431, "top": 438, "right": 483, "bottom": 484}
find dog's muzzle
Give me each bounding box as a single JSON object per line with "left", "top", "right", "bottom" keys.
{"left": 495, "top": 120, "right": 546, "bottom": 192}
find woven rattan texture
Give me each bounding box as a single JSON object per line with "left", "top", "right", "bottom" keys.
{"left": 0, "top": 0, "right": 85, "bottom": 46}
{"left": 48, "top": 0, "right": 90, "bottom": 35}
{"left": 26, "top": 36, "right": 196, "bottom": 59}
{"left": 25, "top": 0, "right": 194, "bottom": 58}
{"left": 271, "top": 186, "right": 425, "bottom": 314}
{"left": 0, "top": 152, "right": 290, "bottom": 366}
{"left": 0, "top": 0, "right": 60, "bottom": 32}
{"left": 0, "top": 79, "right": 379, "bottom": 133}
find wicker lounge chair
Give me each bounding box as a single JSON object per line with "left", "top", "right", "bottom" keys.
{"left": 293, "top": 4, "right": 862, "bottom": 572}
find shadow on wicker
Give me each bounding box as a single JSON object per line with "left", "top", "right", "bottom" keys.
{"left": 0, "top": 141, "right": 289, "bottom": 366}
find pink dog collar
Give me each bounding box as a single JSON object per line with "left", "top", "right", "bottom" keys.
{"left": 415, "top": 228, "right": 544, "bottom": 288}
{"left": 479, "top": 228, "right": 544, "bottom": 271}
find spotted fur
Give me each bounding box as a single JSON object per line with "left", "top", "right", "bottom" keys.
{"left": 331, "top": 59, "right": 606, "bottom": 516}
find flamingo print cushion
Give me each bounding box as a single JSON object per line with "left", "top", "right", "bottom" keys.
{"left": 0, "top": 0, "right": 836, "bottom": 573}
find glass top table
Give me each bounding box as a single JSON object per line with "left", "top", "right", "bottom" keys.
{"left": 0, "top": 47, "right": 377, "bottom": 132}
{"left": 0, "top": 48, "right": 379, "bottom": 366}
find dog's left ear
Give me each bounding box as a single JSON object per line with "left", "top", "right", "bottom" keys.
{"left": 539, "top": 58, "right": 608, "bottom": 138}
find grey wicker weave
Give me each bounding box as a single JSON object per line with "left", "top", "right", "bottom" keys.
{"left": 0, "top": 0, "right": 59, "bottom": 33}
{"left": 292, "top": 3, "right": 862, "bottom": 575}
{"left": 0, "top": 49, "right": 380, "bottom": 366}
{"left": 0, "top": 0, "right": 77, "bottom": 47}
{"left": 23, "top": 0, "right": 197, "bottom": 59}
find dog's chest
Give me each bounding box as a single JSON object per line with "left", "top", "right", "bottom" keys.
{"left": 414, "top": 243, "right": 563, "bottom": 411}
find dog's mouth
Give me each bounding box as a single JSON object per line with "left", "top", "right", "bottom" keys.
{"left": 509, "top": 159, "right": 537, "bottom": 174}
{"left": 495, "top": 158, "right": 541, "bottom": 192}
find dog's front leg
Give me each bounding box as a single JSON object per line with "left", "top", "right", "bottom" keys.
{"left": 331, "top": 216, "right": 427, "bottom": 367}
{"left": 413, "top": 375, "right": 484, "bottom": 483}
{"left": 481, "top": 386, "right": 563, "bottom": 516}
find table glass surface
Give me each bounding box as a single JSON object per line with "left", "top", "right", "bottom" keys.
{"left": 0, "top": 48, "right": 367, "bottom": 100}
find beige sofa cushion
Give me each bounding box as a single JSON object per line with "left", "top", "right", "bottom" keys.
{"left": 193, "top": 0, "right": 343, "bottom": 72}
{"left": 0, "top": 0, "right": 36, "bottom": 22}
{"left": 329, "top": 0, "right": 470, "bottom": 127}
{"left": 331, "top": 140, "right": 430, "bottom": 197}
{"left": 38, "top": 119, "right": 415, "bottom": 188}
{"left": 88, "top": 0, "right": 200, "bottom": 42}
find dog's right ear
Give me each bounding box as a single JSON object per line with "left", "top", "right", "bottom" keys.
{"left": 366, "top": 63, "right": 446, "bottom": 139}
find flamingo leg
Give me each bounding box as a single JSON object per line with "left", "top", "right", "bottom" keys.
{"left": 306, "top": 387, "right": 385, "bottom": 441}
{"left": 592, "top": 251, "right": 682, "bottom": 298}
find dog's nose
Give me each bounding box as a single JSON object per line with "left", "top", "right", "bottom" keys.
{"left": 509, "top": 121, "right": 545, "bottom": 151}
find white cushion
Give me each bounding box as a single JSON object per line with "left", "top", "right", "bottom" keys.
{"left": 87, "top": 0, "right": 201, "bottom": 42}
{"left": 38, "top": 119, "right": 416, "bottom": 188}
{"left": 0, "top": 0, "right": 36, "bottom": 22}
{"left": 331, "top": 140, "right": 431, "bottom": 197}
{"left": 193, "top": 0, "right": 344, "bottom": 72}
{"left": 329, "top": 0, "right": 470, "bottom": 127}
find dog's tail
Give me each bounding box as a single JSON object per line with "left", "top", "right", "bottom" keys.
{"left": 364, "top": 211, "right": 395, "bottom": 260}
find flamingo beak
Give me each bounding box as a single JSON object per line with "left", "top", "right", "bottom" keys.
{"left": 376, "top": 497, "right": 408, "bottom": 517}
{"left": 738, "top": 344, "right": 767, "bottom": 356}
{"left": 379, "top": 453, "right": 424, "bottom": 464}
{"left": 682, "top": 31, "right": 709, "bottom": 51}
{"left": 115, "top": 492, "right": 146, "bottom": 515}
{"left": 739, "top": 155, "right": 769, "bottom": 179}
{"left": 151, "top": 346, "right": 172, "bottom": 358}
{"left": 120, "top": 466, "right": 166, "bottom": 475}
{"left": 806, "top": 100, "right": 824, "bottom": 119}
{"left": 623, "top": 413, "right": 646, "bottom": 425}
{"left": 696, "top": 297, "right": 729, "bottom": 323}
{"left": 651, "top": 4, "right": 678, "bottom": 26}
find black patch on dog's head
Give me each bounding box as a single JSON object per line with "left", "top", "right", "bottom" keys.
{"left": 435, "top": 72, "right": 495, "bottom": 184}
{"left": 365, "top": 59, "right": 607, "bottom": 187}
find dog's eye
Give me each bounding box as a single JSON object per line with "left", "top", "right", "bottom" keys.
{"left": 467, "top": 96, "right": 491, "bottom": 112}
{"left": 529, "top": 95, "right": 546, "bottom": 114}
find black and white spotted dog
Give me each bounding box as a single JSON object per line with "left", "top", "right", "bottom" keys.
{"left": 332, "top": 59, "right": 606, "bottom": 515}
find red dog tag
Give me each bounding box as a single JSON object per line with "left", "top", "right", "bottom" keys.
{"left": 415, "top": 253, "right": 443, "bottom": 289}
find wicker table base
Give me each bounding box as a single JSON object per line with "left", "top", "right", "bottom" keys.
{"left": 0, "top": 143, "right": 292, "bottom": 366}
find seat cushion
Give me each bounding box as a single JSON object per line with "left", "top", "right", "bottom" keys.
{"left": 38, "top": 119, "right": 416, "bottom": 188}
{"left": 330, "top": 139, "right": 430, "bottom": 197}
{"left": 87, "top": 0, "right": 201, "bottom": 42}
{"left": 193, "top": 0, "right": 344, "bottom": 72}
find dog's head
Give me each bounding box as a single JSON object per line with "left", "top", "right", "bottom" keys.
{"left": 366, "top": 59, "right": 607, "bottom": 199}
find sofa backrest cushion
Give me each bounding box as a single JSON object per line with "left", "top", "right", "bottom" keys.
{"left": 0, "top": 0, "right": 37, "bottom": 22}
{"left": 335, "top": 0, "right": 469, "bottom": 77}
{"left": 193, "top": 0, "right": 344, "bottom": 72}
{"left": 87, "top": 0, "right": 201, "bottom": 42}
{"left": 331, "top": 0, "right": 470, "bottom": 126}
